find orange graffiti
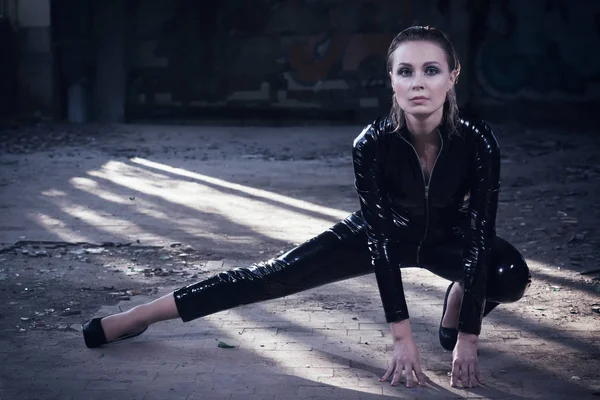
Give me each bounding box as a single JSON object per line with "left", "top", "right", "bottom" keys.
{"left": 283, "top": 0, "right": 412, "bottom": 85}
{"left": 288, "top": 34, "right": 350, "bottom": 84}
{"left": 288, "top": 33, "right": 393, "bottom": 84}
{"left": 342, "top": 34, "right": 393, "bottom": 71}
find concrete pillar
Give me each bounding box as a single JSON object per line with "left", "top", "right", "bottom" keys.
{"left": 17, "top": 0, "right": 54, "bottom": 117}
{"left": 1, "top": 0, "right": 18, "bottom": 25}
{"left": 92, "top": 0, "right": 125, "bottom": 123}
{"left": 0, "top": 1, "right": 18, "bottom": 118}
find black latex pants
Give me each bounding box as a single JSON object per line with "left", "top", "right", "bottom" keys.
{"left": 173, "top": 212, "right": 532, "bottom": 323}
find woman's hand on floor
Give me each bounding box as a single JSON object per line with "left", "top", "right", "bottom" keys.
{"left": 380, "top": 337, "right": 429, "bottom": 388}
{"left": 451, "top": 332, "right": 484, "bottom": 388}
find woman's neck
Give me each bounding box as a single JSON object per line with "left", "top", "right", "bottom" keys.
{"left": 404, "top": 108, "right": 443, "bottom": 141}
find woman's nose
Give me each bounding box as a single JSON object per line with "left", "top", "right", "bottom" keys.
{"left": 411, "top": 79, "right": 424, "bottom": 90}
{"left": 411, "top": 73, "right": 425, "bottom": 89}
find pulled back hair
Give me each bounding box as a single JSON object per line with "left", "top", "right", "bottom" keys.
{"left": 386, "top": 26, "right": 461, "bottom": 133}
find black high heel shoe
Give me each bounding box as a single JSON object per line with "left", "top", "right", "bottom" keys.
{"left": 439, "top": 282, "right": 458, "bottom": 351}
{"left": 82, "top": 317, "right": 148, "bottom": 348}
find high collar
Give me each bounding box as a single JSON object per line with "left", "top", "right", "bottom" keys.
{"left": 394, "top": 119, "right": 450, "bottom": 144}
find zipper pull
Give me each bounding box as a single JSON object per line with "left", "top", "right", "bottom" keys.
{"left": 425, "top": 185, "right": 429, "bottom": 199}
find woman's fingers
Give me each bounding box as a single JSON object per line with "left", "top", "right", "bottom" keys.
{"left": 451, "top": 359, "right": 461, "bottom": 387}
{"left": 469, "top": 358, "right": 484, "bottom": 386}
{"left": 382, "top": 363, "right": 429, "bottom": 388}
{"left": 460, "top": 362, "right": 470, "bottom": 387}
{"left": 475, "top": 361, "right": 485, "bottom": 385}
{"left": 413, "top": 362, "right": 429, "bottom": 386}
{"left": 468, "top": 362, "right": 479, "bottom": 388}
{"left": 451, "top": 359, "right": 483, "bottom": 388}
{"left": 389, "top": 363, "right": 414, "bottom": 387}
{"left": 380, "top": 363, "right": 394, "bottom": 382}
{"left": 391, "top": 364, "right": 404, "bottom": 386}
{"left": 405, "top": 366, "right": 414, "bottom": 388}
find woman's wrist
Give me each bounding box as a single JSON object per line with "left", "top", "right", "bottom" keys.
{"left": 457, "top": 331, "right": 479, "bottom": 343}
{"left": 389, "top": 318, "right": 413, "bottom": 342}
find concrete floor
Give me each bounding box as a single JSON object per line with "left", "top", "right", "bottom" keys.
{"left": 0, "top": 121, "right": 598, "bottom": 399}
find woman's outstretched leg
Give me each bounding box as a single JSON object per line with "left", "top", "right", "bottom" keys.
{"left": 172, "top": 213, "right": 372, "bottom": 322}
{"left": 100, "top": 293, "right": 179, "bottom": 342}
{"left": 84, "top": 212, "right": 373, "bottom": 346}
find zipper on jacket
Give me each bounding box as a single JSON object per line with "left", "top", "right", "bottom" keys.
{"left": 399, "top": 129, "right": 444, "bottom": 265}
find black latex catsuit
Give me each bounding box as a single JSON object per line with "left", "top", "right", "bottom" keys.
{"left": 173, "top": 116, "right": 532, "bottom": 336}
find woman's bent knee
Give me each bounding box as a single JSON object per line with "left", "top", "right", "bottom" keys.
{"left": 486, "top": 237, "right": 532, "bottom": 303}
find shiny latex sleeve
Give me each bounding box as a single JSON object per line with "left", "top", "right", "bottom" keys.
{"left": 458, "top": 121, "right": 500, "bottom": 335}
{"left": 352, "top": 122, "right": 409, "bottom": 323}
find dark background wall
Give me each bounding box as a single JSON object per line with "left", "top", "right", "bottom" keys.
{"left": 7, "top": 0, "right": 600, "bottom": 124}
{"left": 466, "top": 0, "right": 600, "bottom": 122}
{"left": 122, "top": 0, "right": 412, "bottom": 122}
{"left": 0, "top": 17, "right": 18, "bottom": 118}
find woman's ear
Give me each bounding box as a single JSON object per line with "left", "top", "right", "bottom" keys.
{"left": 449, "top": 69, "right": 458, "bottom": 88}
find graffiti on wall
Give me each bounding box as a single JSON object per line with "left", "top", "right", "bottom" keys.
{"left": 279, "top": 32, "right": 393, "bottom": 108}
{"left": 126, "top": 0, "right": 412, "bottom": 115}
{"left": 274, "top": 0, "right": 410, "bottom": 109}
{"left": 474, "top": 0, "right": 600, "bottom": 101}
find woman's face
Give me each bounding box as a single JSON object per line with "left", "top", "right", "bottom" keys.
{"left": 389, "top": 40, "right": 457, "bottom": 120}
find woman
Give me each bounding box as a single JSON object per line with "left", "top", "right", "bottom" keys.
{"left": 82, "top": 26, "right": 531, "bottom": 389}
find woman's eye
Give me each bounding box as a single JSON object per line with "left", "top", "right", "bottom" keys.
{"left": 425, "top": 67, "right": 439, "bottom": 75}
{"left": 398, "top": 68, "right": 412, "bottom": 77}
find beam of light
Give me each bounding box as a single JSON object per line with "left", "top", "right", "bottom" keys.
{"left": 44, "top": 194, "right": 174, "bottom": 244}
{"left": 69, "top": 176, "right": 251, "bottom": 243}
{"left": 129, "top": 157, "right": 350, "bottom": 220}
{"left": 27, "top": 212, "right": 92, "bottom": 243}
{"left": 40, "top": 189, "right": 67, "bottom": 197}
{"left": 70, "top": 177, "right": 130, "bottom": 205}
{"left": 86, "top": 160, "right": 349, "bottom": 243}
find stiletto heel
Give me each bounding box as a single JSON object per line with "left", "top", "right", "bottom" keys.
{"left": 82, "top": 317, "right": 148, "bottom": 348}
{"left": 439, "top": 282, "right": 458, "bottom": 351}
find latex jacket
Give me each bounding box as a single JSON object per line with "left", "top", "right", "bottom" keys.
{"left": 352, "top": 116, "right": 500, "bottom": 335}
